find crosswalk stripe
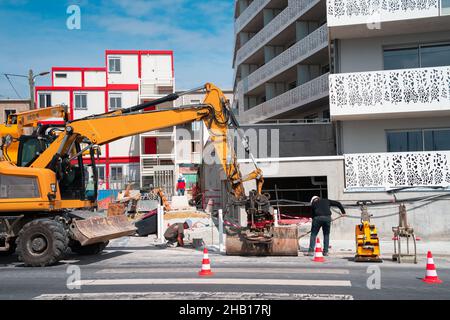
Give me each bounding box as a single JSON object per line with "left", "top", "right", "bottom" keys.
{"left": 34, "top": 291, "right": 354, "bottom": 300}
{"left": 74, "top": 278, "right": 352, "bottom": 287}
{"left": 97, "top": 268, "right": 350, "bottom": 275}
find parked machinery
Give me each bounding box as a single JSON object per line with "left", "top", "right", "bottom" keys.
{"left": 354, "top": 201, "right": 382, "bottom": 262}
{"left": 0, "top": 83, "right": 296, "bottom": 266}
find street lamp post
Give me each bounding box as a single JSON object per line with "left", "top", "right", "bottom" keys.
{"left": 29, "top": 70, "right": 50, "bottom": 109}
{"left": 2, "top": 70, "right": 49, "bottom": 109}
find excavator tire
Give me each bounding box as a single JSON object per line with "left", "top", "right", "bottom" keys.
{"left": 16, "top": 219, "right": 69, "bottom": 267}
{"left": 69, "top": 240, "right": 109, "bottom": 255}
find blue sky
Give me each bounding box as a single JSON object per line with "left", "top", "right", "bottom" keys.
{"left": 0, "top": 0, "right": 234, "bottom": 99}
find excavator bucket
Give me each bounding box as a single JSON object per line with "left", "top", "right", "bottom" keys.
{"left": 71, "top": 215, "right": 137, "bottom": 246}
{"left": 226, "top": 225, "right": 299, "bottom": 256}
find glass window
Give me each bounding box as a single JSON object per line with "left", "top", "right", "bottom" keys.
{"left": 4, "top": 109, "right": 16, "bottom": 122}
{"left": 424, "top": 129, "right": 450, "bottom": 151}
{"left": 109, "top": 93, "right": 122, "bottom": 110}
{"left": 39, "top": 93, "right": 52, "bottom": 108}
{"left": 420, "top": 44, "right": 450, "bottom": 68}
{"left": 443, "top": 0, "right": 450, "bottom": 15}
{"left": 384, "top": 47, "right": 419, "bottom": 70}
{"left": 55, "top": 73, "right": 67, "bottom": 78}
{"left": 108, "top": 57, "right": 121, "bottom": 73}
{"left": 111, "top": 166, "right": 123, "bottom": 181}
{"left": 387, "top": 131, "right": 423, "bottom": 152}
{"left": 74, "top": 93, "right": 87, "bottom": 110}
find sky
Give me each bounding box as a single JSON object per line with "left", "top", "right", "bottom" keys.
{"left": 0, "top": 0, "right": 235, "bottom": 99}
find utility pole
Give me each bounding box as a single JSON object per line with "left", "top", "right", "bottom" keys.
{"left": 29, "top": 70, "right": 35, "bottom": 110}
{"left": 2, "top": 70, "right": 49, "bottom": 110}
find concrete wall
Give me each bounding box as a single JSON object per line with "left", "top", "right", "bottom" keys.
{"left": 239, "top": 123, "right": 336, "bottom": 157}
{"left": 338, "top": 30, "right": 450, "bottom": 73}
{"left": 207, "top": 157, "right": 450, "bottom": 240}
{"left": 340, "top": 116, "right": 450, "bottom": 154}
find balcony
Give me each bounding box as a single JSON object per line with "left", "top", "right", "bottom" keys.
{"left": 235, "top": 0, "right": 271, "bottom": 34}
{"left": 237, "top": 24, "right": 328, "bottom": 96}
{"left": 235, "top": 0, "right": 322, "bottom": 67}
{"left": 139, "top": 78, "right": 174, "bottom": 98}
{"left": 327, "top": 0, "right": 450, "bottom": 39}
{"left": 240, "top": 73, "right": 329, "bottom": 123}
{"left": 344, "top": 151, "right": 450, "bottom": 190}
{"left": 330, "top": 66, "right": 450, "bottom": 120}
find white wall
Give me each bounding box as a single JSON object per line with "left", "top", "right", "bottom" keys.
{"left": 341, "top": 116, "right": 450, "bottom": 154}
{"left": 141, "top": 54, "right": 172, "bottom": 80}
{"left": 73, "top": 91, "right": 105, "bottom": 118}
{"left": 53, "top": 71, "right": 82, "bottom": 87}
{"left": 338, "top": 30, "right": 450, "bottom": 73}
{"left": 107, "top": 54, "right": 139, "bottom": 84}
{"left": 85, "top": 71, "right": 106, "bottom": 87}
{"left": 49, "top": 91, "right": 70, "bottom": 106}
{"left": 108, "top": 91, "right": 140, "bottom": 158}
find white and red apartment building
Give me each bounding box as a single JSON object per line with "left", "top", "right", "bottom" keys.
{"left": 35, "top": 50, "right": 177, "bottom": 191}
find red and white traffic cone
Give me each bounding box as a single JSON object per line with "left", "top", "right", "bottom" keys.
{"left": 198, "top": 247, "right": 214, "bottom": 276}
{"left": 422, "top": 251, "right": 442, "bottom": 284}
{"left": 313, "top": 237, "right": 325, "bottom": 262}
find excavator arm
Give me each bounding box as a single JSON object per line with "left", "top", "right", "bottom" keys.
{"left": 30, "top": 83, "right": 262, "bottom": 201}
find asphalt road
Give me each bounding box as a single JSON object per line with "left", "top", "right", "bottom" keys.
{"left": 0, "top": 239, "right": 449, "bottom": 300}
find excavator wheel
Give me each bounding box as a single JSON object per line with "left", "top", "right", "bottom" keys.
{"left": 16, "top": 219, "right": 69, "bottom": 267}
{"left": 69, "top": 240, "right": 109, "bottom": 255}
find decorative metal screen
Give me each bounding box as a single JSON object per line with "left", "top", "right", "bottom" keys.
{"left": 345, "top": 151, "right": 450, "bottom": 189}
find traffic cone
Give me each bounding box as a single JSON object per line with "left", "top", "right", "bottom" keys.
{"left": 198, "top": 247, "right": 214, "bottom": 276}
{"left": 422, "top": 251, "right": 442, "bottom": 284}
{"left": 313, "top": 237, "right": 325, "bottom": 262}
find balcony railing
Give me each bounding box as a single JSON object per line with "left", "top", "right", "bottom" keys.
{"left": 238, "top": 24, "right": 328, "bottom": 95}
{"left": 139, "top": 78, "right": 174, "bottom": 97}
{"left": 327, "top": 0, "right": 440, "bottom": 27}
{"left": 330, "top": 66, "right": 450, "bottom": 119}
{"left": 235, "top": 0, "right": 320, "bottom": 67}
{"left": 235, "top": 0, "right": 271, "bottom": 34}
{"left": 240, "top": 73, "right": 329, "bottom": 123}
{"left": 345, "top": 151, "right": 450, "bottom": 189}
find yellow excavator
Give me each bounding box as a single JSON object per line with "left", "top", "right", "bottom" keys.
{"left": 0, "top": 83, "right": 297, "bottom": 266}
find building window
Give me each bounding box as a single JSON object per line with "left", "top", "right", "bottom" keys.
{"left": 442, "top": 0, "right": 450, "bottom": 15}
{"left": 424, "top": 129, "right": 450, "bottom": 151}
{"left": 55, "top": 73, "right": 67, "bottom": 78}
{"left": 110, "top": 166, "right": 123, "bottom": 181}
{"left": 108, "top": 57, "right": 121, "bottom": 73}
{"left": 387, "top": 128, "right": 450, "bottom": 152}
{"left": 109, "top": 93, "right": 122, "bottom": 110}
{"left": 387, "top": 130, "right": 423, "bottom": 152}
{"left": 384, "top": 43, "right": 450, "bottom": 70}
{"left": 74, "top": 93, "right": 87, "bottom": 110}
{"left": 191, "top": 121, "right": 201, "bottom": 131}
{"left": 38, "top": 93, "right": 52, "bottom": 108}
{"left": 4, "top": 109, "right": 16, "bottom": 122}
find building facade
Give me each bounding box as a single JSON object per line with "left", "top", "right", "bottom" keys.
{"left": 0, "top": 99, "right": 30, "bottom": 124}
{"left": 230, "top": 0, "right": 450, "bottom": 239}
{"left": 36, "top": 50, "right": 179, "bottom": 192}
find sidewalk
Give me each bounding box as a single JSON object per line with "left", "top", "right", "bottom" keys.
{"left": 299, "top": 238, "right": 450, "bottom": 257}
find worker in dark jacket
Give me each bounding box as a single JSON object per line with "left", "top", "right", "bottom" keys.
{"left": 164, "top": 219, "right": 193, "bottom": 247}
{"left": 307, "top": 196, "right": 346, "bottom": 256}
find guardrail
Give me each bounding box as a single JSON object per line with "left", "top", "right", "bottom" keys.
{"left": 238, "top": 24, "right": 328, "bottom": 95}
{"left": 240, "top": 73, "right": 329, "bottom": 123}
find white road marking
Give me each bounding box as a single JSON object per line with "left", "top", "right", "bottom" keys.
{"left": 34, "top": 291, "right": 354, "bottom": 300}
{"left": 97, "top": 268, "right": 350, "bottom": 275}
{"left": 73, "top": 278, "right": 352, "bottom": 287}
